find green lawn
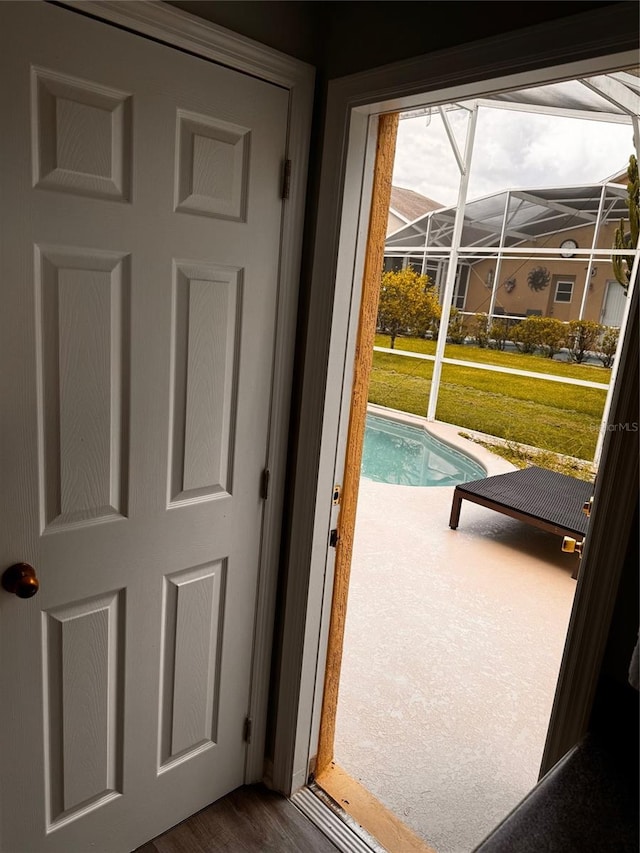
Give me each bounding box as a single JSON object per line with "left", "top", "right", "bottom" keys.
{"left": 369, "top": 335, "right": 609, "bottom": 459}
{"left": 374, "top": 334, "right": 610, "bottom": 383}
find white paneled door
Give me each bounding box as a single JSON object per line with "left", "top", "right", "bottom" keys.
{"left": 600, "top": 279, "right": 627, "bottom": 328}
{"left": 0, "top": 3, "right": 288, "bottom": 851}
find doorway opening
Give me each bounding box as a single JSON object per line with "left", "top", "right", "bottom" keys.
{"left": 311, "top": 68, "right": 639, "bottom": 853}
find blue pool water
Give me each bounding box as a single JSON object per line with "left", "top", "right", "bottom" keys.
{"left": 361, "top": 415, "right": 485, "bottom": 487}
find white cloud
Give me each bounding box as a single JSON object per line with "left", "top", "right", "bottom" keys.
{"left": 393, "top": 105, "right": 634, "bottom": 208}
{"left": 393, "top": 110, "right": 468, "bottom": 206}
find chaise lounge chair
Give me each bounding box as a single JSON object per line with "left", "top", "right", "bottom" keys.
{"left": 449, "top": 466, "right": 594, "bottom": 576}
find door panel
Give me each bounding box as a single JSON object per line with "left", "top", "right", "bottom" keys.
{"left": 43, "top": 589, "right": 125, "bottom": 827}
{"left": 37, "top": 245, "right": 130, "bottom": 529}
{"left": 169, "top": 262, "right": 240, "bottom": 503}
{"left": 0, "top": 3, "right": 288, "bottom": 851}
{"left": 600, "top": 279, "right": 627, "bottom": 327}
{"left": 159, "top": 561, "right": 224, "bottom": 766}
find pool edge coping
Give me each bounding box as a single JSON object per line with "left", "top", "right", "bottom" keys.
{"left": 366, "top": 404, "right": 517, "bottom": 479}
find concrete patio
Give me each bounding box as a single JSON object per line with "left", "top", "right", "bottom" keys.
{"left": 333, "top": 422, "right": 579, "bottom": 853}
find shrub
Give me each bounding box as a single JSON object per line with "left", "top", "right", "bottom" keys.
{"left": 489, "top": 319, "right": 510, "bottom": 351}
{"left": 447, "top": 308, "right": 467, "bottom": 344}
{"left": 471, "top": 312, "right": 490, "bottom": 348}
{"left": 536, "top": 317, "right": 567, "bottom": 358}
{"left": 511, "top": 316, "right": 541, "bottom": 354}
{"left": 429, "top": 315, "right": 440, "bottom": 341}
{"left": 377, "top": 268, "right": 441, "bottom": 349}
{"left": 595, "top": 326, "right": 619, "bottom": 368}
{"left": 567, "top": 319, "right": 602, "bottom": 363}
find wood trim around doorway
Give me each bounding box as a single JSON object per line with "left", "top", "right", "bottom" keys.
{"left": 314, "top": 111, "right": 399, "bottom": 779}
{"left": 308, "top": 113, "right": 443, "bottom": 853}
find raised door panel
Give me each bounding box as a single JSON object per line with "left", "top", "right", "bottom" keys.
{"left": 159, "top": 562, "right": 225, "bottom": 768}
{"left": 33, "top": 68, "right": 132, "bottom": 201}
{"left": 169, "top": 263, "right": 241, "bottom": 504}
{"left": 43, "top": 590, "right": 125, "bottom": 829}
{"left": 37, "top": 246, "right": 130, "bottom": 530}
{"left": 175, "top": 110, "right": 249, "bottom": 221}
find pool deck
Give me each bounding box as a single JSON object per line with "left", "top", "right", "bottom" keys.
{"left": 334, "top": 411, "right": 579, "bottom": 853}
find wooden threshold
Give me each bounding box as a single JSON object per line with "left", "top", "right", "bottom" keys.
{"left": 316, "top": 764, "right": 437, "bottom": 853}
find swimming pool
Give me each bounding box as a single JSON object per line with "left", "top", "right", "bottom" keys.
{"left": 361, "top": 414, "right": 485, "bottom": 487}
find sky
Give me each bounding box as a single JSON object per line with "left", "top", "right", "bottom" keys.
{"left": 392, "top": 106, "right": 635, "bottom": 208}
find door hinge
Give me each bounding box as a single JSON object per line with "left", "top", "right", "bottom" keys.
{"left": 281, "top": 159, "right": 292, "bottom": 200}
{"left": 260, "top": 468, "right": 270, "bottom": 500}
{"left": 243, "top": 716, "right": 253, "bottom": 744}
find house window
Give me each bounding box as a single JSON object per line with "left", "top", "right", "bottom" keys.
{"left": 453, "top": 266, "right": 469, "bottom": 309}
{"left": 383, "top": 256, "right": 403, "bottom": 273}
{"left": 554, "top": 280, "right": 574, "bottom": 303}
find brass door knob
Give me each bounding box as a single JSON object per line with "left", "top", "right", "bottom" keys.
{"left": 2, "top": 563, "right": 39, "bottom": 598}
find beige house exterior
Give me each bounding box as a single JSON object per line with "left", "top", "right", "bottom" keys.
{"left": 385, "top": 176, "right": 632, "bottom": 328}
{"left": 464, "top": 220, "right": 625, "bottom": 325}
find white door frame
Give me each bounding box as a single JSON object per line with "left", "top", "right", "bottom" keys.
{"left": 57, "top": 0, "right": 314, "bottom": 785}
{"left": 274, "top": 8, "right": 639, "bottom": 795}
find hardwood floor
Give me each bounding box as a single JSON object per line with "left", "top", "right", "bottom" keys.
{"left": 134, "top": 785, "right": 341, "bottom": 853}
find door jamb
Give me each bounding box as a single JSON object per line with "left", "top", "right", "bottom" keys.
{"left": 57, "top": 0, "right": 315, "bottom": 784}
{"left": 315, "top": 112, "right": 399, "bottom": 778}
{"left": 274, "top": 8, "right": 639, "bottom": 796}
